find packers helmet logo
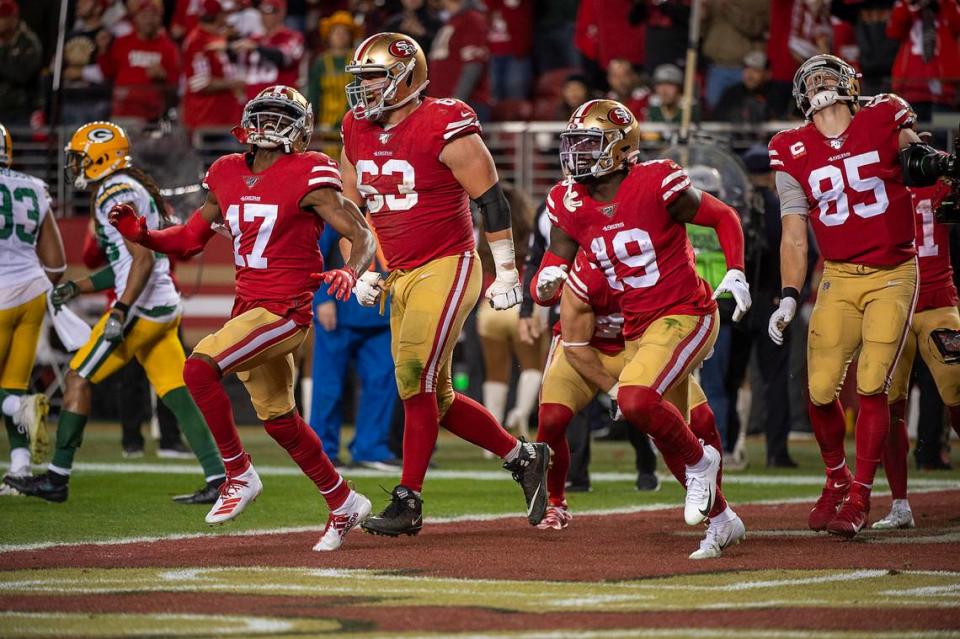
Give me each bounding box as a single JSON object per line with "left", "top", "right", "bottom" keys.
{"left": 607, "top": 107, "right": 632, "bottom": 126}
{"left": 87, "top": 127, "right": 115, "bottom": 142}
{"left": 388, "top": 39, "right": 417, "bottom": 58}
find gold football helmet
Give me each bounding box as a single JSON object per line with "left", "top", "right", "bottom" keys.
{"left": 345, "top": 32, "right": 429, "bottom": 121}
{"left": 793, "top": 54, "right": 861, "bottom": 119}
{"left": 560, "top": 99, "right": 640, "bottom": 181}
{"left": 65, "top": 121, "right": 132, "bottom": 190}
{"left": 0, "top": 123, "right": 11, "bottom": 167}
{"left": 236, "top": 84, "right": 314, "bottom": 153}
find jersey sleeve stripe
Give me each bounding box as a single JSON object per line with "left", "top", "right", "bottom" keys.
{"left": 565, "top": 277, "right": 590, "bottom": 303}
{"left": 443, "top": 122, "right": 480, "bottom": 140}
{"left": 546, "top": 210, "right": 558, "bottom": 223}
{"left": 661, "top": 177, "right": 691, "bottom": 202}
{"left": 311, "top": 165, "right": 340, "bottom": 175}
{"left": 769, "top": 159, "right": 784, "bottom": 167}
{"left": 567, "top": 270, "right": 589, "bottom": 297}
{"left": 445, "top": 117, "right": 476, "bottom": 130}
{"left": 660, "top": 169, "right": 686, "bottom": 188}
{"left": 307, "top": 176, "right": 343, "bottom": 188}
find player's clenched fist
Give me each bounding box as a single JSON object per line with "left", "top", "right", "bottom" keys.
{"left": 107, "top": 203, "right": 148, "bottom": 243}
{"left": 535, "top": 265, "right": 568, "bottom": 302}
{"left": 768, "top": 296, "right": 797, "bottom": 346}
{"left": 313, "top": 267, "right": 357, "bottom": 302}
{"left": 353, "top": 271, "right": 383, "bottom": 307}
{"left": 486, "top": 268, "right": 522, "bottom": 310}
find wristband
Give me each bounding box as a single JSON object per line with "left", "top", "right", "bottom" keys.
{"left": 112, "top": 301, "right": 130, "bottom": 316}
{"left": 781, "top": 287, "right": 800, "bottom": 302}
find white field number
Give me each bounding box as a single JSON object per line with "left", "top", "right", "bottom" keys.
{"left": 808, "top": 151, "right": 889, "bottom": 227}
{"left": 225, "top": 203, "right": 277, "bottom": 269}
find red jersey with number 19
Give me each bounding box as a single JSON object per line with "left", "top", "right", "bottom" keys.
{"left": 203, "top": 151, "right": 341, "bottom": 325}
{"left": 911, "top": 182, "right": 958, "bottom": 311}
{"left": 546, "top": 160, "right": 716, "bottom": 340}
{"left": 341, "top": 96, "right": 480, "bottom": 271}
{"left": 768, "top": 94, "right": 917, "bottom": 267}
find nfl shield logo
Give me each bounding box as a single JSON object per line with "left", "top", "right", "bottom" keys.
{"left": 379, "top": 133, "right": 392, "bottom": 144}
{"left": 601, "top": 204, "right": 618, "bottom": 218}
{"left": 243, "top": 176, "right": 260, "bottom": 188}
{"left": 829, "top": 137, "right": 844, "bottom": 150}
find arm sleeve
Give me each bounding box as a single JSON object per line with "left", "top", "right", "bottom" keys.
{"left": 690, "top": 192, "right": 746, "bottom": 272}
{"left": 776, "top": 171, "right": 810, "bottom": 218}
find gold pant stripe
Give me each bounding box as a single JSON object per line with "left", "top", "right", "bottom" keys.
{"left": 652, "top": 312, "right": 716, "bottom": 395}
{"left": 422, "top": 252, "right": 473, "bottom": 394}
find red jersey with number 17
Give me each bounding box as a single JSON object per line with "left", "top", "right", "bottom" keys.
{"left": 203, "top": 151, "right": 341, "bottom": 325}
{"left": 341, "top": 96, "right": 480, "bottom": 271}
{"left": 546, "top": 159, "right": 716, "bottom": 340}
{"left": 554, "top": 248, "right": 625, "bottom": 355}
{"left": 912, "top": 182, "right": 958, "bottom": 311}
{"left": 768, "top": 94, "right": 917, "bottom": 267}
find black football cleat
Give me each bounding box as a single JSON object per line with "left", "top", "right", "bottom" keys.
{"left": 172, "top": 477, "right": 225, "bottom": 504}
{"left": 361, "top": 485, "right": 423, "bottom": 537}
{"left": 4, "top": 472, "right": 68, "bottom": 503}
{"left": 503, "top": 439, "right": 551, "bottom": 526}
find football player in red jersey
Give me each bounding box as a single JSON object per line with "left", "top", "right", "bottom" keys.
{"left": 538, "top": 249, "right": 745, "bottom": 558}
{"left": 339, "top": 32, "right": 551, "bottom": 537}
{"left": 109, "top": 86, "right": 377, "bottom": 552}
{"left": 874, "top": 181, "right": 960, "bottom": 530}
{"left": 767, "top": 54, "right": 959, "bottom": 537}
{"left": 531, "top": 98, "right": 752, "bottom": 529}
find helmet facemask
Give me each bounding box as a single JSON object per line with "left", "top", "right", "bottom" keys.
{"left": 239, "top": 95, "right": 313, "bottom": 153}
{"left": 345, "top": 60, "right": 419, "bottom": 121}
{"left": 65, "top": 150, "right": 91, "bottom": 189}
{"left": 560, "top": 129, "right": 624, "bottom": 182}
{"left": 793, "top": 59, "right": 859, "bottom": 119}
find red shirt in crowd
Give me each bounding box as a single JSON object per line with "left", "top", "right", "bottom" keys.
{"left": 767, "top": 0, "right": 797, "bottom": 83}
{"left": 171, "top": 0, "right": 202, "bottom": 39}
{"left": 429, "top": 8, "right": 491, "bottom": 109}
{"left": 243, "top": 26, "right": 305, "bottom": 100}
{"left": 182, "top": 26, "right": 243, "bottom": 130}
{"left": 487, "top": 0, "right": 533, "bottom": 58}
{"left": 887, "top": 0, "right": 960, "bottom": 106}
{"left": 98, "top": 31, "right": 180, "bottom": 120}
{"left": 574, "top": 0, "right": 645, "bottom": 69}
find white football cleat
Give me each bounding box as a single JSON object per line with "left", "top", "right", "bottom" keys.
{"left": 313, "top": 491, "right": 372, "bottom": 552}
{"left": 13, "top": 394, "right": 50, "bottom": 464}
{"left": 536, "top": 504, "right": 573, "bottom": 530}
{"left": 871, "top": 501, "right": 915, "bottom": 530}
{"left": 684, "top": 444, "right": 721, "bottom": 526}
{"left": 689, "top": 513, "right": 746, "bottom": 560}
{"left": 205, "top": 465, "right": 262, "bottom": 525}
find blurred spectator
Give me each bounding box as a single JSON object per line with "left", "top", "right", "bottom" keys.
{"left": 634, "top": 0, "right": 690, "bottom": 74}
{"left": 99, "top": 0, "right": 180, "bottom": 123}
{"left": 712, "top": 50, "right": 770, "bottom": 123}
{"left": 181, "top": 0, "right": 244, "bottom": 133}
{"left": 556, "top": 73, "right": 591, "bottom": 119}
{"left": 787, "top": 0, "right": 832, "bottom": 62}
{"left": 171, "top": 0, "right": 202, "bottom": 41}
{"left": 487, "top": 0, "right": 533, "bottom": 100}
{"left": 235, "top": 0, "right": 304, "bottom": 100}
{"left": 226, "top": 0, "right": 264, "bottom": 38}
{"left": 766, "top": 0, "right": 798, "bottom": 118}
{"left": 61, "top": 0, "right": 113, "bottom": 124}
{"left": 381, "top": 0, "right": 443, "bottom": 53}
{"left": 574, "top": 0, "right": 645, "bottom": 90}
{"left": 429, "top": 0, "right": 491, "bottom": 121}
{"left": 887, "top": 0, "right": 960, "bottom": 122}
{"left": 532, "top": 0, "right": 578, "bottom": 73}
{"left": 645, "top": 63, "right": 695, "bottom": 124}
{"left": 308, "top": 10, "right": 358, "bottom": 130}
{"left": 0, "top": 0, "right": 42, "bottom": 125}
{"left": 851, "top": 2, "right": 899, "bottom": 97}
{"left": 701, "top": 0, "right": 769, "bottom": 110}
{"left": 605, "top": 58, "right": 650, "bottom": 119}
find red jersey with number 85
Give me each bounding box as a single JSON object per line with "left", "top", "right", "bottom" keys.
{"left": 546, "top": 160, "right": 716, "bottom": 340}
{"left": 911, "top": 182, "right": 958, "bottom": 311}
{"left": 203, "top": 151, "right": 341, "bottom": 325}
{"left": 341, "top": 96, "right": 480, "bottom": 271}
{"left": 768, "top": 94, "right": 917, "bottom": 267}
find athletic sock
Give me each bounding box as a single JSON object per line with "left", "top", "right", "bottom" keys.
{"left": 3, "top": 390, "right": 27, "bottom": 450}
{"left": 182, "top": 358, "right": 248, "bottom": 475}
{"left": 537, "top": 403, "right": 573, "bottom": 505}
{"left": 883, "top": 399, "right": 909, "bottom": 500}
{"left": 619, "top": 386, "right": 704, "bottom": 466}
{"left": 160, "top": 386, "right": 226, "bottom": 480}
{"left": 9, "top": 447, "right": 30, "bottom": 476}
{"left": 709, "top": 504, "right": 736, "bottom": 525}
{"left": 440, "top": 392, "right": 517, "bottom": 458}
{"left": 689, "top": 402, "right": 724, "bottom": 490}
{"left": 264, "top": 411, "right": 349, "bottom": 510}
{"left": 809, "top": 398, "right": 847, "bottom": 471}
{"left": 332, "top": 490, "right": 361, "bottom": 516}
{"left": 854, "top": 393, "right": 890, "bottom": 488}
{"left": 482, "top": 381, "right": 509, "bottom": 424}
{"left": 51, "top": 410, "right": 87, "bottom": 470}
{"left": 0, "top": 390, "right": 20, "bottom": 418}
{"left": 400, "top": 392, "right": 440, "bottom": 493}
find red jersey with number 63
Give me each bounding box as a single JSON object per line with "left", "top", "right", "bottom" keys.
{"left": 553, "top": 248, "right": 625, "bottom": 354}
{"left": 912, "top": 182, "right": 958, "bottom": 311}
{"left": 203, "top": 151, "right": 341, "bottom": 325}
{"left": 768, "top": 94, "right": 917, "bottom": 267}
{"left": 341, "top": 96, "right": 480, "bottom": 271}
{"left": 546, "top": 160, "right": 716, "bottom": 340}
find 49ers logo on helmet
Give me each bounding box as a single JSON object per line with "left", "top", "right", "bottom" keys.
{"left": 388, "top": 40, "right": 417, "bottom": 57}
{"left": 607, "top": 107, "right": 631, "bottom": 126}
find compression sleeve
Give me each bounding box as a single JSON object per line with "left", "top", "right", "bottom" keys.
{"left": 530, "top": 250, "right": 572, "bottom": 306}
{"left": 776, "top": 171, "right": 810, "bottom": 218}
{"left": 690, "top": 192, "right": 746, "bottom": 272}
{"left": 141, "top": 211, "right": 216, "bottom": 259}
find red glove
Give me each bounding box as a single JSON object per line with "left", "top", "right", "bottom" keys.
{"left": 312, "top": 267, "right": 358, "bottom": 302}
{"left": 108, "top": 203, "right": 149, "bottom": 243}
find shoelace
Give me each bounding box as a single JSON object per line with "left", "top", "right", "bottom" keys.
{"left": 698, "top": 524, "right": 723, "bottom": 551}
{"left": 218, "top": 478, "right": 249, "bottom": 499}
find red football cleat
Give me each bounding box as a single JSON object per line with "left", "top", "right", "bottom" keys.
{"left": 827, "top": 485, "right": 870, "bottom": 538}
{"left": 808, "top": 469, "right": 852, "bottom": 531}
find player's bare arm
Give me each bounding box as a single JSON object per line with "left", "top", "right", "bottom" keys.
{"left": 108, "top": 191, "right": 220, "bottom": 259}
{"left": 769, "top": 213, "right": 808, "bottom": 346}
{"left": 441, "top": 133, "right": 523, "bottom": 310}
{"left": 560, "top": 290, "right": 617, "bottom": 393}
{"left": 36, "top": 212, "right": 66, "bottom": 284}
{"left": 339, "top": 149, "right": 363, "bottom": 208}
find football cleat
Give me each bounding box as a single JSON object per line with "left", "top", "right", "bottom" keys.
{"left": 314, "top": 491, "right": 373, "bottom": 551}
{"left": 172, "top": 477, "right": 225, "bottom": 505}
{"left": 871, "top": 501, "right": 915, "bottom": 530}
{"left": 827, "top": 485, "right": 870, "bottom": 538}
{"left": 361, "top": 485, "right": 423, "bottom": 537}
{"left": 689, "top": 513, "right": 746, "bottom": 560}
{"left": 0, "top": 473, "right": 27, "bottom": 496}
{"left": 503, "top": 439, "right": 551, "bottom": 525}
{"left": 636, "top": 472, "right": 660, "bottom": 492}
{"left": 204, "top": 466, "right": 262, "bottom": 525}
{"left": 684, "top": 444, "right": 720, "bottom": 526}
{"left": 13, "top": 394, "right": 50, "bottom": 464}
{"left": 808, "top": 469, "right": 852, "bottom": 531}
{"left": 3, "top": 472, "right": 68, "bottom": 503}
{"left": 536, "top": 503, "right": 573, "bottom": 531}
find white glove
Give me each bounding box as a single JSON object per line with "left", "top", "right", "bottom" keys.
{"left": 713, "top": 268, "right": 752, "bottom": 322}
{"left": 768, "top": 296, "right": 798, "bottom": 346}
{"left": 486, "top": 268, "right": 522, "bottom": 310}
{"left": 353, "top": 271, "right": 383, "bottom": 307}
{"left": 535, "top": 265, "right": 568, "bottom": 302}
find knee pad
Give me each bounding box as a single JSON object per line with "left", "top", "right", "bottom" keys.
{"left": 183, "top": 357, "right": 219, "bottom": 391}
{"left": 808, "top": 372, "right": 842, "bottom": 407}
{"left": 536, "top": 403, "right": 574, "bottom": 442}
{"left": 618, "top": 385, "right": 662, "bottom": 435}
{"left": 394, "top": 359, "right": 425, "bottom": 400}
{"left": 855, "top": 362, "right": 890, "bottom": 397}
{"left": 689, "top": 402, "right": 717, "bottom": 442}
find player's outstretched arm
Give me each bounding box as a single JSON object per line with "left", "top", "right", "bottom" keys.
{"left": 302, "top": 186, "right": 376, "bottom": 301}
{"left": 36, "top": 212, "right": 66, "bottom": 285}
{"left": 108, "top": 191, "right": 220, "bottom": 259}
{"left": 441, "top": 134, "right": 523, "bottom": 310}
{"left": 531, "top": 224, "right": 577, "bottom": 306}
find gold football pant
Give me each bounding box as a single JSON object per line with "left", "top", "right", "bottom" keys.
{"left": 888, "top": 304, "right": 960, "bottom": 406}
{"left": 0, "top": 292, "right": 46, "bottom": 390}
